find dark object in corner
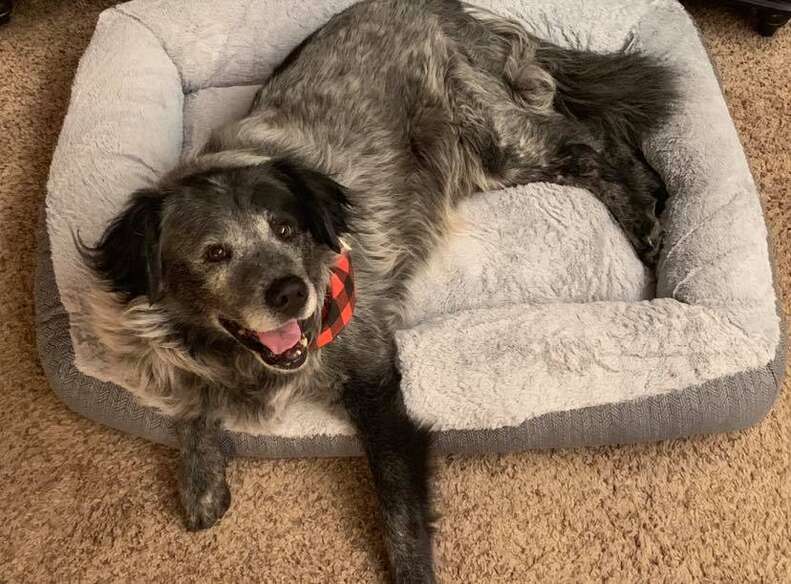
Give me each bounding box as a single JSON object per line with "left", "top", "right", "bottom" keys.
{"left": 755, "top": 6, "right": 791, "bottom": 36}
{"left": 729, "top": 0, "right": 791, "bottom": 36}
{"left": 0, "top": 0, "right": 12, "bottom": 26}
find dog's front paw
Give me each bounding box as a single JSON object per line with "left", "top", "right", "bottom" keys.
{"left": 393, "top": 567, "right": 436, "bottom": 584}
{"left": 180, "top": 476, "right": 231, "bottom": 531}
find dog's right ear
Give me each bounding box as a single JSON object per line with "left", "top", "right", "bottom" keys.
{"left": 76, "top": 189, "right": 165, "bottom": 303}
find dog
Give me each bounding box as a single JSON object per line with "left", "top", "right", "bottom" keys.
{"left": 79, "top": 1, "right": 676, "bottom": 582}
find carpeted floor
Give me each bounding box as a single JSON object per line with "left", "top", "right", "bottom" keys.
{"left": 0, "top": 1, "right": 788, "bottom": 582}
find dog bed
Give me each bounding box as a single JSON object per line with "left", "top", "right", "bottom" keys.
{"left": 37, "top": 0, "right": 785, "bottom": 457}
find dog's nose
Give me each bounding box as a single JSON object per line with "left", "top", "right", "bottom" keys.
{"left": 265, "top": 275, "right": 308, "bottom": 316}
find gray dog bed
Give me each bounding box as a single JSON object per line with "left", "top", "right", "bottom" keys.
{"left": 37, "top": 0, "right": 785, "bottom": 457}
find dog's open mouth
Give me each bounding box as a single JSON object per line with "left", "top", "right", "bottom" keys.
{"left": 219, "top": 317, "right": 309, "bottom": 370}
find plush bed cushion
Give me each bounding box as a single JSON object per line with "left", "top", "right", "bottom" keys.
{"left": 37, "top": 0, "right": 785, "bottom": 456}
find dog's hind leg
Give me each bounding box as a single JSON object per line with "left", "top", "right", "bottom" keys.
{"left": 446, "top": 90, "right": 665, "bottom": 265}
{"left": 436, "top": 7, "right": 667, "bottom": 265}
{"left": 455, "top": 8, "right": 673, "bottom": 265}
{"left": 543, "top": 141, "right": 665, "bottom": 267}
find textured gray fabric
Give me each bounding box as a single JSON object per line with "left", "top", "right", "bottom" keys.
{"left": 36, "top": 0, "right": 786, "bottom": 457}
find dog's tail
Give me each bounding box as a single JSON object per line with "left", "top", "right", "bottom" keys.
{"left": 460, "top": 2, "right": 678, "bottom": 146}
{"left": 534, "top": 43, "right": 678, "bottom": 147}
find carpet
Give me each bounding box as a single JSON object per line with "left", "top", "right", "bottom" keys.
{"left": 0, "top": 1, "right": 788, "bottom": 582}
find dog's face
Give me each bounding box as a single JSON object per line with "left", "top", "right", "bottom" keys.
{"left": 83, "top": 158, "right": 349, "bottom": 373}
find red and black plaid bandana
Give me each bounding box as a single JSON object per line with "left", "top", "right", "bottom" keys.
{"left": 312, "top": 251, "right": 355, "bottom": 349}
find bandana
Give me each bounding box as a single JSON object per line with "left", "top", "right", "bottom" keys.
{"left": 312, "top": 251, "right": 355, "bottom": 349}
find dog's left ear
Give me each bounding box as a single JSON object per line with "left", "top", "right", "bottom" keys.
{"left": 272, "top": 159, "right": 350, "bottom": 253}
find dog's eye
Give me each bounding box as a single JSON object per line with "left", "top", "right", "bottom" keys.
{"left": 273, "top": 221, "right": 296, "bottom": 242}
{"left": 204, "top": 244, "right": 232, "bottom": 263}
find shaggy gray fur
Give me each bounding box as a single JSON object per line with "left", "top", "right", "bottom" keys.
{"left": 77, "top": 1, "right": 677, "bottom": 581}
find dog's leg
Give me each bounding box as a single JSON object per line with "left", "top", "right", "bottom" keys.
{"left": 444, "top": 17, "right": 669, "bottom": 266}
{"left": 506, "top": 134, "right": 664, "bottom": 266}
{"left": 176, "top": 415, "right": 232, "bottom": 531}
{"left": 551, "top": 142, "right": 665, "bottom": 267}
{"left": 343, "top": 367, "right": 435, "bottom": 584}
{"left": 442, "top": 75, "right": 664, "bottom": 267}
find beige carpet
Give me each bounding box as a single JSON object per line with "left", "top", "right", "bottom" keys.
{"left": 1, "top": 1, "right": 789, "bottom": 582}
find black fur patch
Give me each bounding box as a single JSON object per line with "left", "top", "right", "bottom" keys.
{"left": 535, "top": 44, "right": 679, "bottom": 145}
{"left": 269, "top": 158, "right": 351, "bottom": 253}
{"left": 77, "top": 189, "right": 164, "bottom": 302}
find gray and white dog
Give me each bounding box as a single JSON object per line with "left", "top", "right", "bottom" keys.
{"left": 80, "top": 1, "right": 676, "bottom": 582}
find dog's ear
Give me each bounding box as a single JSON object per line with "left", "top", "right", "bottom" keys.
{"left": 272, "top": 159, "right": 350, "bottom": 253}
{"left": 77, "top": 189, "right": 165, "bottom": 303}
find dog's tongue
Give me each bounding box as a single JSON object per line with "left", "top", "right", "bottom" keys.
{"left": 256, "top": 320, "right": 301, "bottom": 355}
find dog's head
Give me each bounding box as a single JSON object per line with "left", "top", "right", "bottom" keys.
{"left": 81, "top": 157, "right": 350, "bottom": 373}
